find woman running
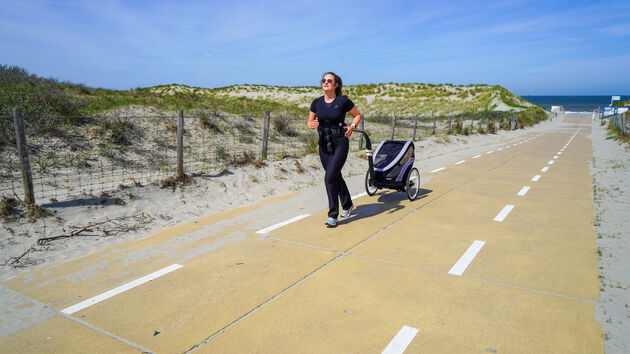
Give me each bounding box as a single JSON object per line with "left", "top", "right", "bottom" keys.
{"left": 307, "top": 72, "right": 363, "bottom": 227}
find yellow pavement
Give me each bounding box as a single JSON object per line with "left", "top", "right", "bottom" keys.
{"left": 1, "top": 120, "right": 602, "bottom": 353}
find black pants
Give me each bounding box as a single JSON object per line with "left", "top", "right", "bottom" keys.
{"left": 319, "top": 136, "right": 352, "bottom": 219}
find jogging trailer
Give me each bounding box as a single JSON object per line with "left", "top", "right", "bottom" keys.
{"left": 354, "top": 130, "right": 420, "bottom": 201}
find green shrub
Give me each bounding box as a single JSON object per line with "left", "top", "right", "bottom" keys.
{"left": 272, "top": 116, "right": 298, "bottom": 136}
{"left": 216, "top": 146, "right": 229, "bottom": 160}
{"left": 0, "top": 65, "right": 86, "bottom": 117}
{"left": 99, "top": 120, "right": 136, "bottom": 145}
{"left": 200, "top": 116, "right": 221, "bottom": 132}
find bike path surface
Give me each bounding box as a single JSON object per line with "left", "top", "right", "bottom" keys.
{"left": 0, "top": 118, "right": 602, "bottom": 353}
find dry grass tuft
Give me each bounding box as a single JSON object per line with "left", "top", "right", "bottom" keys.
{"left": 1, "top": 195, "right": 18, "bottom": 219}
{"left": 356, "top": 151, "right": 368, "bottom": 160}
{"left": 253, "top": 159, "right": 266, "bottom": 169}
{"left": 489, "top": 123, "right": 496, "bottom": 134}
{"left": 225, "top": 151, "right": 265, "bottom": 168}
{"left": 26, "top": 204, "right": 52, "bottom": 220}
{"left": 310, "top": 162, "right": 320, "bottom": 170}
{"left": 294, "top": 160, "right": 304, "bottom": 174}
{"left": 1, "top": 195, "right": 52, "bottom": 222}
{"left": 454, "top": 118, "right": 464, "bottom": 134}
{"left": 165, "top": 122, "right": 177, "bottom": 134}
{"left": 436, "top": 136, "right": 451, "bottom": 144}
{"left": 159, "top": 173, "right": 195, "bottom": 192}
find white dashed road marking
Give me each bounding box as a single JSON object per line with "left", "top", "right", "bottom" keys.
{"left": 517, "top": 186, "right": 531, "bottom": 196}
{"left": 256, "top": 214, "right": 311, "bottom": 234}
{"left": 382, "top": 326, "right": 420, "bottom": 354}
{"left": 61, "top": 264, "right": 184, "bottom": 315}
{"left": 352, "top": 192, "right": 368, "bottom": 200}
{"left": 494, "top": 205, "right": 514, "bottom": 222}
{"left": 448, "top": 240, "right": 486, "bottom": 276}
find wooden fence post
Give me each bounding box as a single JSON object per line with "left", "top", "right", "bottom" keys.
{"left": 412, "top": 114, "right": 418, "bottom": 141}
{"left": 176, "top": 110, "right": 185, "bottom": 178}
{"left": 390, "top": 112, "right": 397, "bottom": 140}
{"left": 13, "top": 107, "right": 35, "bottom": 205}
{"left": 514, "top": 116, "right": 518, "bottom": 130}
{"left": 448, "top": 116, "right": 452, "bottom": 133}
{"left": 358, "top": 119, "right": 365, "bottom": 149}
{"left": 470, "top": 115, "right": 474, "bottom": 131}
{"left": 262, "top": 110, "right": 270, "bottom": 159}
{"left": 432, "top": 111, "right": 436, "bottom": 136}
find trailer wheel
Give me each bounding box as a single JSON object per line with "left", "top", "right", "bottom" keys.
{"left": 365, "top": 170, "right": 377, "bottom": 196}
{"left": 406, "top": 168, "right": 420, "bottom": 201}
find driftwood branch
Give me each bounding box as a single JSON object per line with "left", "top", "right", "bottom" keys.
{"left": 37, "top": 212, "right": 153, "bottom": 245}
{"left": 1, "top": 245, "right": 36, "bottom": 266}
{"left": 2, "top": 212, "right": 153, "bottom": 267}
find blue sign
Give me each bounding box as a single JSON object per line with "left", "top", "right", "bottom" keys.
{"left": 603, "top": 106, "right": 615, "bottom": 117}
{"left": 617, "top": 106, "right": 629, "bottom": 114}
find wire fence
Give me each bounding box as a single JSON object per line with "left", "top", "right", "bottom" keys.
{"left": 1, "top": 108, "right": 547, "bottom": 205}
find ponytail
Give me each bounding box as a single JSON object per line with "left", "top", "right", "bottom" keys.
{"left": 335, "top": 86, "right": 345, "bottom": 97}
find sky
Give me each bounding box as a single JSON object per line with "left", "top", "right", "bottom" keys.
{"left": 1, "top": 0, "right": 629, "bottom": 95}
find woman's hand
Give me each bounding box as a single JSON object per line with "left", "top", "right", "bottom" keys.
{"left": 344, "top": 124, "right": 354, "bottom": 138}
{"left": 308, "top": 111, "right": 319, "bottom": 130}
{"left": 346, "top": 109, "right": 361, "bottom": 138}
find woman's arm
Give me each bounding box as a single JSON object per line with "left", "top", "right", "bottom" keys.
{"left": 308, "top": 111, "right": 319, "bottom": 130}
{"left": 345, "top": 106, "right": 362, "bottom": 137}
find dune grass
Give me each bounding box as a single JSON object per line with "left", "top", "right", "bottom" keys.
{"left": 1, "top": 64, "right": 548, "bottom": 151}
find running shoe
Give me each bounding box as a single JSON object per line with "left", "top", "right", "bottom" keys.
{"left": 325, "top": 217, "right": 338, "bottom": 227}
{"left": 340, "top": 204, "right": 354, "bottom": 218}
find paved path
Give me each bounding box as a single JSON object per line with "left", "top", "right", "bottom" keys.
{"left": 0, "top": 117, "right": 602, "bottom": 353}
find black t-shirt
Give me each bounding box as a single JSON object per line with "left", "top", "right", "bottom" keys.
{"left": 310, "top": 96, "right": 354, "bottom": 127}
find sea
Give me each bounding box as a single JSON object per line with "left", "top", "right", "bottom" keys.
{"left": 521, "top": 96, "right": 630, "bottom": 113}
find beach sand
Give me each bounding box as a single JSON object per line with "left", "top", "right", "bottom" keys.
{"left": 590, "top": 117, "right": 630, "bottom": 353}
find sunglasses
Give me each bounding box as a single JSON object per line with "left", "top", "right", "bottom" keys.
{"left": 321, "top": 79, "right": 334, "bottom": 84}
